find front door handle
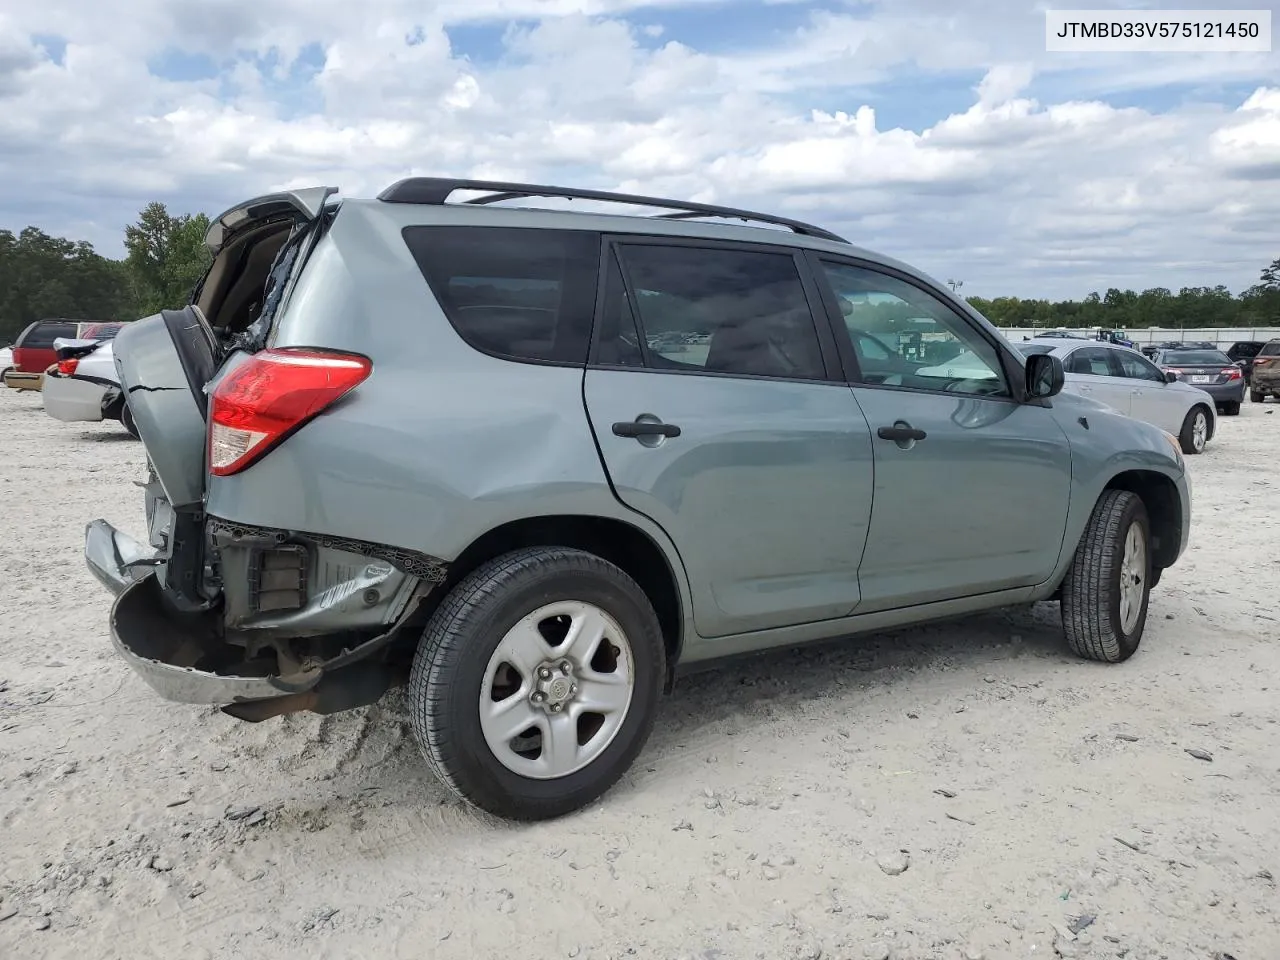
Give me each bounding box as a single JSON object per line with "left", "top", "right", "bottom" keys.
{"left": 877, "top": 424, "right": 927, "bottom": 442}
{"left": 613, "top": 420, "right": 681, "bottom": 439}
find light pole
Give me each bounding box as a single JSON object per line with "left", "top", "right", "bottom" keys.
{"left": 947, "top": 279, "right": 963, "bottom": 294}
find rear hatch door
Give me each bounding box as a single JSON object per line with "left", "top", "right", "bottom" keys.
{"left": 115, "top": 187, "right": 337, "bottom": 509}
{"left": 111, "top": 188, "right": 336, "bottom": 606}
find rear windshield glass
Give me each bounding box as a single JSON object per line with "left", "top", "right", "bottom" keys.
{"left": 19, "top": 321, "right": 79, "bottom": 349}
{"left": 402, "top": 226, "right": 600, "bottom": 365}
{"left": 1261, "top": 341, "right": 1280, "bottom": 357}
{"left": 1163, "top": 350, "right": 1230, "bottom": 365}
{"left": 80, "top": 322, "right": 125, "bottom": 340}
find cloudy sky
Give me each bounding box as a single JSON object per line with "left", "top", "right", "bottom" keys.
{"left": 1, "top": 0, "right": 1277, "bottom": 298}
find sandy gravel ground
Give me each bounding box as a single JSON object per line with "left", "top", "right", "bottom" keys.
{"left": 1, "top": 388, "right": 1277, "bottom": 960}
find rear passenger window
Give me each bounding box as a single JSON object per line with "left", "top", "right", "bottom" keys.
{"left": 610, "top": 244, "right": 826, "bottom": 381}
{"left": 403, "top": 226, "right": 600, "bottom": 364}
{"left": 1065, "top": 348, "right": 1116, "bottom": 377}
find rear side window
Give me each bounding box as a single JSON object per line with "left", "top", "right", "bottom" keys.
{"left": 403, "top": 226, "right": 600, "bottom": 365}
{"left": 608, "top": 243, "right": 826, "bottom": 381}
{"left": 1065, "top": 348, "right": 1116, "bottom": 376}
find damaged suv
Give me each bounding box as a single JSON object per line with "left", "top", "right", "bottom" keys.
{"left": 88, "top": 179, "right": 1192, "bottom": 821}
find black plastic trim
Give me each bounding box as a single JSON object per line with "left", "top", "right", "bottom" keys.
{"left": 377, "top": 176, "right": 848, "bottom": 243}
{"left": 207, "top": 516, "right": 449, "bottom": 583}
{"left": 161, "top": 307, "right": 219, "bottom": 416}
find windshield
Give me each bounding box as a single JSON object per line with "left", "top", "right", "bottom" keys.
{"left": 1163, "top": 350, "right": 1230, "bottom": 365}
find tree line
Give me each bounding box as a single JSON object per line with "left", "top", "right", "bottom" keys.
{"left": 2, "top": 203, "right": 1278, "bottom": 344}
{"left": 0, "top": 203, "right": 212, "bottom": 344}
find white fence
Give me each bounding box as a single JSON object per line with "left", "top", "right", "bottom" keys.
{"left": 997, "top": 327, "right": 1280, "bottom": 347}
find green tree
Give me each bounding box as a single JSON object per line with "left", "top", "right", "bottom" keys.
{"left": 0, "top": 227, "right": 136, "bottom": 344}
{"left": 1259, "top": 257, "right": 1280, "bottom": 290}
{"left": 123, "top": 202, "right": 212, "bottom": 315}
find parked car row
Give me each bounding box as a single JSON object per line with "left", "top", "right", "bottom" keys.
{"left": 2, "top": 318, "right": 138, "bottom": 437}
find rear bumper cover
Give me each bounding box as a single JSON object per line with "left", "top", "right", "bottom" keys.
{"left": 89, "top": 521, "right": 324, "bottom": 704}
{"left": 86, "top": 517, "right": 442, "bottom": 706}
{"left": 1188, "top": 381, "right": 1245, "bottom": 402}
{"left": 111, "top": 574, "right": 324, "bottom": 705}
{"left": 43, "top": 373, "right": 118, "bottom": 422}
{"left": 4, "top": 369, "right": 43, "bottom": 390}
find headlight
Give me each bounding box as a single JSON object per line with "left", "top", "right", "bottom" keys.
{"left": 1161, "top": 430, "right": 1184, "bottom": 468}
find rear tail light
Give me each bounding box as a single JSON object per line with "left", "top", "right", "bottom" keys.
{"left": 208, "top": 348, "right": 372, "bottom": 477}
{"left": 1256, "top": 357, "right": 1274, "bottom": 366}
{"left": 57, "top": 357, "right": 79, "bottom": 375}
{"left": 1222, "top": 367, "right": 1241, "bottom": 380}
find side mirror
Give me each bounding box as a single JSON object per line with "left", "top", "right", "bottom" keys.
{"left": 1164, "top": 371, "right": 1178, "bottom": 383}
{"left": 1025, "top": 353, "right": 1064, "bottom": 399}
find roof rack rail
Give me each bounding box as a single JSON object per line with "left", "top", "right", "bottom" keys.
{"left": 376, "top": 177, "right": 848, "bottom": 243}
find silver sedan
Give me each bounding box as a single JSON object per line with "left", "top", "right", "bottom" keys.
{"left": 1018, "top": 338, "right": 1217, "bottom": 454}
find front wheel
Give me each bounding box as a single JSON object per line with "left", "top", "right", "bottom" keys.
{"left": 408, "top": 547, "right": 665, "bottom": 821}
{"left": 1060, "top": 490, "right": 1151, "bottom": 663}
{"left": 1177, "top": 405, "right": 1209, "bottom": 454}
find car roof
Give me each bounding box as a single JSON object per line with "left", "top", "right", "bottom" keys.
{"left": 1020, "top": 337, "right": 1142, "bottom": 354}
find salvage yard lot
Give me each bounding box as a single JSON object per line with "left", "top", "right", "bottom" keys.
{"left": 1, "top": 388, "right": 1277, "bottom": 960}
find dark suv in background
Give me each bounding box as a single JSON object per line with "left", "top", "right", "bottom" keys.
{"left": 1227, "top": 341, "right": 1265, "bottom": 383}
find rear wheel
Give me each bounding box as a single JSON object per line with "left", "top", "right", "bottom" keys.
{"left": 1221, "top": 401, "right": 1240, "bottom": 416}
{"left": 1177, "top": 405, "right": 1209, "bottom": 454}
{"left": 1060, "top": 490, "right": 1151, "bottom": 663}
{"left": 409, "top": 547, "right": 665, "bottom": 821}
{"left": 1251, "top": 389, "right": 1265, "bottom": 403}
{"left": 120, "top": 402, "right": 140, "bottom": 440}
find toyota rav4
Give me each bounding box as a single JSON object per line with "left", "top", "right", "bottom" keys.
{"left": 86, "top": 179, "right": 1192, "bottom": 821}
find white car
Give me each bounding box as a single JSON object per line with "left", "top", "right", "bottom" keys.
{"left": 41, "top": 334, "right": 138, "bottom": 437}
{"left": 1018, "top": 338, "right": 1217, "bottom": 454}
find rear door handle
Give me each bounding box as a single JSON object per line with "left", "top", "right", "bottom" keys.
{"left": 877, "top": 425, "right": 927, "bottom": 442}
{"left": 613, "top": 420, "right": 681, "bottom": 439}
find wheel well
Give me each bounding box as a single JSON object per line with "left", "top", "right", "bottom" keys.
{"left": 414, "top": 515, "right": 684, "bottom": 684}
{"left": 1104, "top": 471, "right": 1182, "bottom": 570}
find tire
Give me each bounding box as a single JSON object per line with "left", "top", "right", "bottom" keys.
{"left": 1251, "top": 389, "right": 1265, "bottom": 403}
{"left": 1060, "top": 490, "right": 1151, "bottom": 663}
{"left": 408, "top": 547, "right": 665, "bottom": 821}
{"left": 1221, "top": 401, "right": 1240, "bottom": 416}
{"left": 1177, "top": 405, "right": 1209, "bottom": 454}
{"left": 120, "top": 402, "right": 140, "bottom": 440}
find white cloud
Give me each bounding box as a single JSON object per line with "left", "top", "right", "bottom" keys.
{"left": 0, "top": 2, "right": 1277, "bottom": 298}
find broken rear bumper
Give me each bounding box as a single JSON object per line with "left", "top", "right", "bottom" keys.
{"left": 87, "top": 519, "right": 322, "bottom": 704}
{"left": 86, "top": 517, "right": 439, "bottom": 711}
{"left": 109, "top": 574, "right": 323, "bottom": 704}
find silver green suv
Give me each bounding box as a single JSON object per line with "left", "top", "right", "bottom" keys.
{"left": 86, "top": 179, "right": 1191, "bottom": 821}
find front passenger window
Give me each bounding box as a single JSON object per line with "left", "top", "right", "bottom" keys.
{"left": 1114, "top": 351, "right": 1166, "bottom": 382}
{"left": 817, "top": 261, "right": 1009, "bottom": 397}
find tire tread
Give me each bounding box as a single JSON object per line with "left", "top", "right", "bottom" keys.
{"left": 1060, "top": 489, "right": 1146, "bottom": 663}
{"left": 408, "top": 547, "right": 663, "bottom": 820}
